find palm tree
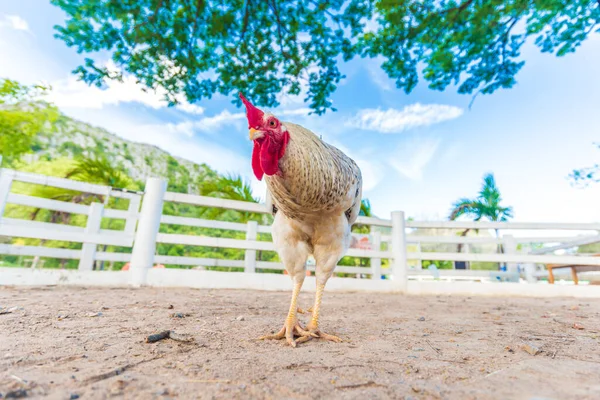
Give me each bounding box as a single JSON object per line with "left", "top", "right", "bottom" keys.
{"left": 449, "top": 173, "right": 513, "bottom": 268}
{"left": 198, "top": 174, "right": 270, "bottom": 224}
{"left": 65, "top": 156, "right": 132, "bottom": 189}
{"left": 359, "top": 198, "right": 372, "bottom": 217}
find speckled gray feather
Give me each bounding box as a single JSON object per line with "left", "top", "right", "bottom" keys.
{"left": 265, "top": 122, "right": 362, "bottom": 224}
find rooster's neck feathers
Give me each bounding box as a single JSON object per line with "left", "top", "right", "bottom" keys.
{"left": 265, "top": 122, "right": 362, "bottom": 223}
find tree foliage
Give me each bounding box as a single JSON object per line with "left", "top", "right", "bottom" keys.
{"left": 66, "top": 155, "right": 136, "bottom": 190}
{"left": 0, "top": 79, "right": 61, "bottom": 161}
{"left": 449, "top": 173, "right": 513, "bottom": 224}
{"left": 449, "top": 172, "right": 513, "bottom": 260}
{"left": 359, "top": 198, "right": 372, "bottom": 217}
{"left": 570, "top": 143, "right": 600, "bottom": 187}
{"left": 51, "top": 0, "right": 600, "bottom": 114}
{"left": 198, "top": 174, "right": 272, "bottom": 224}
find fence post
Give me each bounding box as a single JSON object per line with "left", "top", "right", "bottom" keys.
{"left": 415, "top": 242, "right": 423, "bottom": 270}
{"left": 124, "top": 194, "right": 142, "bottom": 235}
{"left": 524, "top": 263, "right": 537, "bottom": 283}
{"left": 130, "top": 178, "right": 167, "bottom": 286}
{"left": 0, "top": 168, "right": 15, "bottom": 218}
{"left": 244, "top": 220, "right": 258, "bottom": 273}
{"left": 370, "top": 230, "right": 381, "bottom": 280}
{"left": 391, "top": 211, "right": 408, "bottom": 292}
{"left": 504, "top": 234, "right": 518, "bottom": 273}
{"left": 79, "top": 202, "right": 104, "bottom": 271}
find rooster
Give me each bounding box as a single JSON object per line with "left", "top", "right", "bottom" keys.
{"left": 240, "top": 93, "right": 362, "bottom": 347}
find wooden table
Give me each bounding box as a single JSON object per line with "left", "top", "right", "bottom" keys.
{"left": 546, "top": 254, "right": 600, "bottom": 285}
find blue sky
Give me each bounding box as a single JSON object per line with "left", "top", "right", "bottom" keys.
{"left": 1, "top": 3, "right": 600, "bottom": 224}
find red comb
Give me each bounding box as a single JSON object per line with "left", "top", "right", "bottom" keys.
{"left": 239, "top": 92, "right": 264, "bottom": 129}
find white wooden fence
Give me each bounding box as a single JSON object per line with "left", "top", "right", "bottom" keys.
{"left": 1, "top": 168, "right": 600, "bottom": 297}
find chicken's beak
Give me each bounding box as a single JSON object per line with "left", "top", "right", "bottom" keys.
{"left": 249, "top": 128, "right": 264, "bottom": 141}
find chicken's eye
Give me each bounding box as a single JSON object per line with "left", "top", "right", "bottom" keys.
{"left": 269, "top": 119, "right": 277, "bottom": 128}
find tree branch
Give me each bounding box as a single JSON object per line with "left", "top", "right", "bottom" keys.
{"left": 135, "top": 0, "right": 164, "bottom": 34}
{"left": 240, "top": 0, "right": 251, "bottom": 42}
{"left": 307, "top": 0, "right": 343, "bottom": 30}
{"left": 186, "top": 0, "right": 203, "bottom": 58}
{"left": 268, "top": 0, "right": 291, "bottom": 59}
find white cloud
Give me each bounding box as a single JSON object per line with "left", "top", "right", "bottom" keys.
{"left": 389, "top": 138, "right": 440, "bottom": 181}
{"left": 347, "top": 104, "right": 463, "bottom": 133}
{"left": 47, "top": 72, "right": 205, "bottom": 115}
{"left": 195, "top": 110, "right": 245, "bottom": 132}
{"left": 167, "top": 106, "right": 314, "bottom": 137}
{"left": 174, "top": 102, "right": 205, "bottom": 115}
{"left": 159, "top": 109, "right": 246, "bottom": 137}
{"left": 0, "top": 15, "right": 30, "bottom": 32}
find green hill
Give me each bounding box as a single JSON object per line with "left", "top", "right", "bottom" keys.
{"left": 15, "top": 113, "right": 218, "bottom": 193}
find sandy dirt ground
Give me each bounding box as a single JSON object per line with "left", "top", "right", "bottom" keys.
{"left": 1, "top": 286, "right": 599, "bottom": 400}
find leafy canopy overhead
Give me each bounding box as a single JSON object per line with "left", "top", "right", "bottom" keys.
{"left": 51, "top": 0, "right": 600, "bottom": 114}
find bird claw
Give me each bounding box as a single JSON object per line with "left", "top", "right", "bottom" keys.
{"left": 259, "top": 323, "right": 342, "bottom": 347}
{"left": 289, "top": 329, "right": 343, "bottom": 345}
{"left": 258, "top": 321, "right": 313, "bottom": 347}
{"left": 258, "top": 326, "right": 286, "bottom": 341}
{"left": 315, "top": 330, "right": 343, "bottom": 343}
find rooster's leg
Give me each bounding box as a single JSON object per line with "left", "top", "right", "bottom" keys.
{"left": 298, "top": 282, "right": 342, "bottom": 344}
{"left": 258, "top": 278, "right": 312, "bottom": 347}
{"left": 297, "top": 242, "right": 345, "bottom": 345}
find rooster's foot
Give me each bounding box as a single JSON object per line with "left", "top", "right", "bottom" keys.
{"left": 258, "top": 320, "right": 314, "bottom": 347}
{"left": 295, "top": 328, "right": 342, "bottom": 344}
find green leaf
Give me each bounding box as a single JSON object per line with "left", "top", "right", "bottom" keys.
{"left": 50, "top": 0, "right": 600, "bottom": 114}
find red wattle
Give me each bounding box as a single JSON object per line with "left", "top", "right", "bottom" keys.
{"left": 251, "top": 142, "right": 264, "bottom": 180}
{"left": 250, "top": 132, "right": 289, "bottom": 180}
{"left": 260, "top": 136, "right": 280, "bottom": 176}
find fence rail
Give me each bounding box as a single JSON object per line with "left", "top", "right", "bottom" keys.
{"left": 1, "top": 168, "right": 600, "bottom": 293}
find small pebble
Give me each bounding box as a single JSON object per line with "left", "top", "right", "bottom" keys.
{"left": 521, "top": 342, "right": 540, "bottom": 355}
{"left": 5, "top": 388, "right": 28, "bottom": 399}
{"left": 418, "top": 317, "right": 425, "bottom": 321}
{"left": 87, "top": 312, "right": 102, "bottom": 317}
{"left": 236, "top": 316, "right": 245, "bottom": 321}
{"left": 70, "top": 394, "right": 80, "bottom": 400}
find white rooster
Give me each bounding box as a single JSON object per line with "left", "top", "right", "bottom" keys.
{"left": 240, "top": 93, "right": 362, "bottom": 347}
